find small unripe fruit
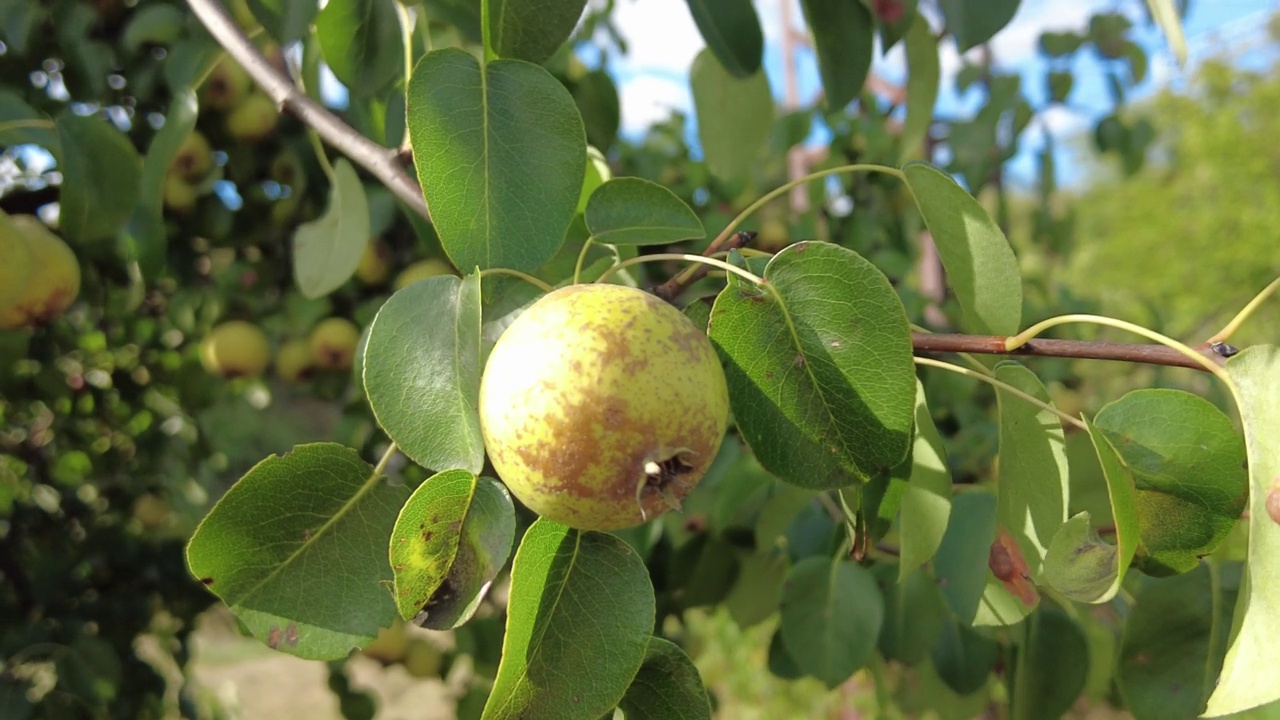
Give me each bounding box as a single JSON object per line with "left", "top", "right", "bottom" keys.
{"left": 169, "top": 130, "right": 213, "bottom": 182}
{"left": 226, "top": 92, "right": 279, "bottom": 144}
{"left": 308, "top": 317, "right": 361, "bottom": 370}
{"left": 479, "top": 283, "right": 730, "bottom": 531}
{"left": 200, "top": 320, "right": 271, "bottom": 378}
{"left": 0, "top": 215, "right": 81, "bottom": 330}
{"left": 0, "top": 217, "right": 33, "bottom": 315}
{"left": 361, "top": 621, "right": 410, "bottom": 664}
{"left": 355, "top": 238, "right": 392, "bottom": 286}
{"left": 403, "top": 639, "right": 444, "bottom": 678}
{"left": 201, "top": 56, "right": 253, "bottom": 112}
{"left": 393, "top": 258, "right": 456, "bottom": 290}
{"left": 274, "top": 338, "right": 314, "bottom": 383}
{"left": 163, "top": 174, "right": 200, "bottom": 214}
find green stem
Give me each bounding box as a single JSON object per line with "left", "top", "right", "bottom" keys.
{"left": 395, "top": 1, "right": 414, "bottom": 88}
{"left": 479, "top": 267, "right": 554, "bottom": 293}
{"left": 290, "top": 53, "right": 335, "bottom": 177}
{"left": 1209, "top": 275, "right": 1280, "bottom": 343}
{"left": 0, "top": 119, "right": 55, "bottom": 134}
{"left": 480, "top": 0, "right": 496, "bottom": 62}
{"left": 372, "top": 442, "right": 398, "bottom": 478}
{"left": 593, "top": 253, "right": 765, "bottom": 287}
{"left": 572, "top": 235, "right": 596, "bottom": 285}
{"left": 416, "top": 3, "right": 434, "bottom": 52}
{"left": 1006, "top": 314, "right": 1231, "bottom": 385}
{"left": 914, "top": 357, "right": 1088, "bottom": 432}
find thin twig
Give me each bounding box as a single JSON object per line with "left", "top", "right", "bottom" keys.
{"left": 912, "top": 332, "right": 1227, "bottom": 372}
{"left": 652, "top": 232, "right": 755, "bottom": 301}
{"left": 185, "top": 0, "right": 430, "bottom": 221}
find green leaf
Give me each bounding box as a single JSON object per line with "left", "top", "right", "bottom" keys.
{"left": 797, "top": 0, "right": 874, "bottom": 110}
{"left": 878, "top": 565, "right": 946, "bottom": 664}
{"left": 185, "top": 443, "right": 410, "bottom": 660}
{"left": 573, "top": 70, "right": 620, "bottom": 152}
{"left": 1009, "top": 608, "right": 1089, "bottom": 720}
{"left": 584, "top": 178, "right": 704, "bottom": 246}
{"left": 899, "top": 14, "right": 939, "bottom": 163}
{"left": 932, "top": 617, "right": 1000, "bottom": 695}
{"left": 938, "top": 0, "right": 1020, "bottom": 53}
{"left": 481, "top": 519, "right": 655, "bottom": 720}
{"left": 708, "top": 241, "right": 916, "bottom": 489}
{"left": 779, "top": 556, "right": 884, "bottom": 688}
{"left": 121, "top": 3, "right": 186, "bottom": 53}
{"left": 617, "top": 637, "right": 712, "bottom": 720}
{"left": 897, "top": 379, "right": 952, "bottom": 579}
{"left": 933, "top": 490, "right": 997, "bottom": 623}
{"left": 1119, "top": 563, "right": 1231, "bottom": 720}
{"left": 54, "top": 113, "right": 142, "bottom": 244}
{"left": 684, "top": 0, "right": 763, "bottom": 78}
{"left": 1205, "top": 346, "right": 1280, "bottom": 716}
{"left": 126, "top": 89, "right": 197, "bottom": 279}
{"left": 689, "top": 48, "right": 773, "bottom": 183}
{"left": 0, "top": 91, "right": 57, "bottom": 149}
{"left": 666, "top": 533, "right": 740, "bottom": 611}
{"left": 902, "top": 162, "right": 1022, "bottom": 335}
{"left": 364, "top": 273, "right": 484, "bottom": 474}
{"left": 390, "top": 470, "right": 515, "bottom": 630}
{"left": 723, "top": 549, "right": 789, "bottom": 629}
{"left": 292, "top": 159, "right": 370, "bottom": 299}
{"left": 1093, "top": 389, "right": 1248, "bottom": 576}
{"left": 407, "top": 48, "right": 585, "bottom": 273}
{"left": 489, "top": 0, "right": 587, "bottom": 64}
{"left": 245, "top": 0, "right": 317, "bottom": 43}
{"left": 315, "top": 0, "right": 404, "bottom": 98}
{"left": 1042, "top": 421, "right": 1139, "bottom": 603}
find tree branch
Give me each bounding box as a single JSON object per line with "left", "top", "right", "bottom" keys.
{"left": 912, "top": 333, "right": 1228, "bottom": 372}
{"left": 652, "top": 232, "right": 755, "bottom": 301}
{"left": 185, "top": 0, "right": 430, "bottom": 221}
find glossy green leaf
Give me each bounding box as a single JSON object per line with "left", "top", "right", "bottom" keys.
{"left": 583, "top": 178, "right": 704, "bottom": 246}
{"left": 617, "top": 637, "right": 712, "bottom": 720}
{"left": 933, "top": 490, "right": 997, "bottom": 623}
{"left": 897, "top": 379, "right": 952, "bottom": 579}
{"left": 932, "top": 618, "right": 1000, "bottom": 696}
{"left": 708, "top": 241, "right": 916, "bottom": 489}
{"left": 121, "top": 3, "right": 185, "bottom": 53}
{"left": 878, "top": 565, "right": 946, "bottom": 664}
{"left": 797, "top": 0, "right": 874, "bottom": 110}
{"left": 1205, "top": 346, "right": 1280, "bottom": 716}
{"left": 938, "top": 0, "right": 1020, "bottom": 53}
{"left": 407, "top": 48, "right": 585, "bottom": 273}
{"left": 1043, "top": 421, "right": 1139, "bottom": 603}
{"left": 779, "top": 556, "right": 884, "bottom": 687}
{"left": 293, "top": 159, "right": 371, "bottom": 299}
{"left": 247, "top": 0, "right": 318, "bottom": 43}
{"left": 489, "top": 0, "right": 587, "bottom": 64}
{"left": 902, "top": 162, "right": 1022, "bottom": 335}
{"left": 899, "top": 14, "right": 939, "bottom": 163}
{"left": 390, "top": 470, "right": 515, "bottom": 630}
{"left": 766, "top": 630, "right": 804, "bottom": 681}
{"left": 364, "top": 273, "right": 484, "bottom": 474}
{"left": 573, "top": 70, "right": 620, "bottom": 152}
{"left": 1094, "top": 388, "right": 1248, "bottom": 576}
{"left": 481, "top": 519, "right": 655, "bottom": 720}
{"left": 689, "top": 48, "right": 773, "bottom": 183}
{"left": 55, "top": 113, "right": 142, "bottom": 244}
{"left": 666, "top": 533, "right": 739, "bottom": 611}
{"left": 685, "top": 0, "right": 763, "bottom": 78}
{"left": 1119, "top": 564, "right": 1231, "bottom": 720}
{"left": 1010, "top": 608, "right": 1089, "bottom": 720}
{"left": 723, "top": 549, "right": 789, "bottom": 629}
{"left": 185, "top": 443, "right": 409, "bottom": 660}
{"left": 126, "top": 89, "right": 197, "bottom": 278}
{"left": 315, "top": 0, "right": 403, "bottom": 98}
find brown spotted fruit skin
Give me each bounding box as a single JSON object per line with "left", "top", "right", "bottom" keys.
{"left": 479, "top": 283, "right": 730, "bottom": 531}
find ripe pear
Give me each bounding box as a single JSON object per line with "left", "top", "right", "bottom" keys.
{"left": 274, "top": 338, "right": 314, "bottom": 383}
{"left": 201, "top": 56, "right": 253, "bottom": 112}
{"left": 308, "top": 317, "right": 360, "bottom": 370}
{"left": 226, "top": 92, "right": 279, "bottom": 144}
{"left": 355, "top": 238, "right": 392, "bottom": 286}
{"left": 200, "top": 320, "right": 271, "bottom": 378}
{"left": 393, "top": 258, "right": 456, "bottom": 290}
{"left": 0, "top": 215, "right": 81, "bottom": 330}
{"left": 169, "top": 129, "right": 213, "bottom": 182}
{"left": 479, "top": 283, "right": 730, "bottom": 531}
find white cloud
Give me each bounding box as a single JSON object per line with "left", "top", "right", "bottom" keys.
{"left": 617, "top": 75, "right": 692, "bottom": 135}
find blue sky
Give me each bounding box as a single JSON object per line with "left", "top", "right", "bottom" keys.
{"left": 578, "top": 0, "right": 1278, "bottom": 190}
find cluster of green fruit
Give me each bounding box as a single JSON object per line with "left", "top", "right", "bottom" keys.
{"left": 0, "top": 213, "right": 81, "bottom": 330}
{"left": 359, "top": 617, "right": 451, "bottom": 679}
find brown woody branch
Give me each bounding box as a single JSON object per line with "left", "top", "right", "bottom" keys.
{"left": 912, "top": 333, "right": 1228, "bottom": 372}
{"left": 185, "top": 0, "right": 430, "bottom": 221}
{"left": 653, "top": 231, "right": 755, "bottom": 301}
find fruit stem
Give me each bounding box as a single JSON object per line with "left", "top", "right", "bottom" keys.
{"left": 572, "top": 235, "right": 597, "bottom": 286}
{"left": 594, "top": 253, "right": 764, "bottom": 287}
{"left": 372, "top": 442, "right": 399, "bottom": 479}
{"left": 480, "top": 0, "right": 496, "bottom": 62}
{"left": 479, "top": 268, "right": 554, "bottom": 293}
{"left": 1208, "top": 274, "right": 1280, "bottom": 344}
{"left": 913, "top": 357, "right": 1089, "bottom": 432}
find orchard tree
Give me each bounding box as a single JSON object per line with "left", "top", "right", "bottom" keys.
{"left": 1, "top": 0, "right": 1278, "bottom": 719}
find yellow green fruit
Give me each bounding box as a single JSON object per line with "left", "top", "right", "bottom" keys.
{"left": 274, "top": 338, "right": 314, "bottom": 383}
{"left": 169, "top": 129, "right": 213, "bottom": 183}
{"left": 199, "top": 320, "right": 271, "bottom": 378}
{"left": 308, "top": 317, "right": 361, "bottom": 370}
{"left": 361, "top": 621, "right": 410, "bottom": 664}
{"left": 355, "top": 239, "right": 392, "bottom": 285}
{"left": 226, "top": 92, "right": 279, "bottom": 143}
{"left": 163, "top": 173, "right": 200, "bottom": 214}
{"left": 200, "top": 56, "right": 253, "bottom": 112}
{"left": 393, "top": 258, "right": 456, "bottom": 290}
{"left": 0, "top": 215, "right": 81, "bottom": 330}
{"left": 479, "top": 283, "right": 730, "bottom": 531}
{"left": 402, "top": 639, "right": 444, "bottom": 678}
{"left": 0, "top": 216, "right": 34, "bottom": 316}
